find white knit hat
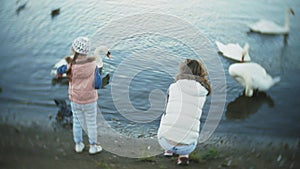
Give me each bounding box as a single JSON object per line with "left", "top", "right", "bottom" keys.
{"left": 72, "top": 37, "right": 90, "bottom": 55}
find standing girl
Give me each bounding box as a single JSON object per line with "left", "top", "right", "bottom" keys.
{"left": 57, "top": 37, "right": 102, "bottom": 154}
{"left": 157, "top": 59, "right": 211, "bottom": 165}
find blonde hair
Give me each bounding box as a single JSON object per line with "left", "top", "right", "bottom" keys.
{"left": 175, "top": 59, "right": 211, "bottom": 95}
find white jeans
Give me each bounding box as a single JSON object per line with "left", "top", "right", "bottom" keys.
{"left": 71, "top": 101, "right": 98, "bottom": 145}
{"left": 158, "top": 137, "right": 197, "bottom": 155}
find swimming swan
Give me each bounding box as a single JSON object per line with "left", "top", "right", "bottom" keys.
{"left": 228, "top": 62, "right": 280, "bottom": 97}
{"left": 50, "top": 46, "right": 110, "bottom": 76}
{"left": 216, "top": 41, "right": 251, "bottom": 62}
{"left": 249, "top": 8, "right": 295, "bottom": 35}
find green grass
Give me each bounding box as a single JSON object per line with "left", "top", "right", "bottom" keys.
{"left": 159, "top": 164, "right": 167, "bottom": 169}
{"left": 204, "top": 148, "right": 218, "bottom": 160}
{"left": 96, "top": 161, "right": 111, "bottom": 169}
{"left": 139, "top": 155, "right": 157, "bottom": 162}
{"left": 138, "top": 149, "right": 158, "bottom": 162}
{"left": 189, "top": 147, "right": 218, "bottom": 163}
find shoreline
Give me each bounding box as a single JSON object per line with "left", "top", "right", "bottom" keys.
{"left": 0, "top": 123, "right": 299, "bottom": 169}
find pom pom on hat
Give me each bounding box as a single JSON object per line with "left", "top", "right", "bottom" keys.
{"left": 72, "top": 37, "right": 90, "bottom": 55}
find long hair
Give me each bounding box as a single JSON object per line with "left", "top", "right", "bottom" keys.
{"left": 66, "top": 52, "right": 79, "bottom": 81}
{"left": 175, "top": 59, "right": 211, "bottom": 95}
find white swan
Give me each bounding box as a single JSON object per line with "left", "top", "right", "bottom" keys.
{"left": 93, "top": 46, "right": 110, "bottom": 68}
{"left": 249, "top": 8, "right": 295, "bottom": 34}
{"left": 216, "top": 41, "right": 251, "bottom": 62}
{"left": 228, "top": 62, "right": 280, "bottom": 97}
{"left": 50, "top": 46, "right": 110, "bottom": 76}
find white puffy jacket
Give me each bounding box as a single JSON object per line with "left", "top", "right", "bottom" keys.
{"left": 157, "top": 79, "right": 208, "bottom": 144}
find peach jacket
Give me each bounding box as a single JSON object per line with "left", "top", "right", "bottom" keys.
{"left": 68, "top": 57, "right": 98, "bottom": 104}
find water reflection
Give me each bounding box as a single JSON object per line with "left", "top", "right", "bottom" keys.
{"left": 53, "top": 98, "right": 72, "bottom": 127}
{"left": 226, "top": 92, "right": 274, "bottom": 120}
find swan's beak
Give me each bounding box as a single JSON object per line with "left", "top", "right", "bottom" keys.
{"left": 106, "top": 51, "right": 110, "bottom": 59}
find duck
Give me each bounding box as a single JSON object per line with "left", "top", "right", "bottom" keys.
{"left": 248, "top": 8, "right": 295, "bottom": 35}
{"left": 215, "top": 41, "right": 251, "bottom": 62}
{"left": 51, "top": 46, "right": 110, "bottom": 77}
{"left": 51, "top": 8, "right": 60, "bottom": 17}
{"left": 228, "top": 62, "right": 280, "bottom": 97}
{"left": 16, "top": 0, "right": 27, "bottom": 14}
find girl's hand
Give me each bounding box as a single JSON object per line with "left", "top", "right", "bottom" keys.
{"left": 56, "top": 73, "right": 63, "bottom": 79}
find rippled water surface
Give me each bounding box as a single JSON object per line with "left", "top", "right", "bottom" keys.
{"left": 0, "top": 0, "right": 299, "bottom": 139}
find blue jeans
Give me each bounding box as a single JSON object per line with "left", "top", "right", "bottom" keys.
{"left": 158, "top": 137, "right": 197, "bottom": 155}
{"left": 71, "top": 101, "right": 98, "bottom": 145}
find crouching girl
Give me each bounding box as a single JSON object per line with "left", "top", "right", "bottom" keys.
{"left": 157, "top": 59, "right": 211, "bottom": 165}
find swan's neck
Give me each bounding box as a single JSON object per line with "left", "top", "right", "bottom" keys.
{"left": 284, "top": 10, "right": 290, "bottom": 30}
{"left": 241, "top": 43, "right": 249, "bottom": 62}
{"left": 94, "top": 46, "right": 109, "bottom": 55}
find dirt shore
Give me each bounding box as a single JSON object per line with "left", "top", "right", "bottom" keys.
{"left": 0, "top": 124, "right": 299, "bottom": 169}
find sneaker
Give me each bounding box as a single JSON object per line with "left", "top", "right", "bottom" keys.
{"left": 89, "top": 144, "right": 103, "bottom": 154}
{"left": 177, "top": 155, "right": 189, "bottom": 165}
{"left": 164, "top": 150, "right": 173, "bottom": 157}
{"left": 75, "top": 142, "right": 85, "bottom": 153}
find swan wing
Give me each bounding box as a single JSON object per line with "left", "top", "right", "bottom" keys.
{"left": 245, "top": 63, "right": 279, "bottom": 91}
{"left": 53, "top": 57, "right": 68, "bottom": 69}
{"left": 249, "top": 19, "right": 287, "bottom": 34}
{"left": 216, "top": 41, "right": 244, "bottom": 61}
{"left": 252, "top": 75, "right": 280, "bottom": 91}
{"left": 229, "top": 63, "right": 280, "bottom": 92}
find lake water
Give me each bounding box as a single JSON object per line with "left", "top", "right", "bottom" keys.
{"left": 0, "top": 0, "right": 299, "bottom": 141}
